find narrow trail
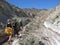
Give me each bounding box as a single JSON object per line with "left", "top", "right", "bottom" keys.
{"left": 3, "top": 37, "right": 16, "bottom": 45}
{"left": 0, "top": 36, "right": 9, "bottom": 45}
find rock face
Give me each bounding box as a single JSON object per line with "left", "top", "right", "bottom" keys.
{"left": 44, "top": 4, "right": 60, "bottom": 45}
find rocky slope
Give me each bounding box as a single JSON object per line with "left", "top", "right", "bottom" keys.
{"left": 11, "top": 8, "right": 53, "bottom": 45}
{"left": 1, "top": 0, "right": 60, "bottom": 45}
{"left": 44, "top": 5, "right": 60, "bottom": 45}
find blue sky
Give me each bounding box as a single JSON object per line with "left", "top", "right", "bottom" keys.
{"left": 6, "top": 0, "right": 60, "bottom": 9}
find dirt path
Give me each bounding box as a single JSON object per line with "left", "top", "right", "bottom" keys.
{"left": 2, "top": 36, "right": 16, "bottom": 45}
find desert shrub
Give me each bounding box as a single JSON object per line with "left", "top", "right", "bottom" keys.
{"left": 19, "top": 34, "right": 40, "bottom": 45}
{"left": 0, "top": 30, "right": 4, "bottom": 36}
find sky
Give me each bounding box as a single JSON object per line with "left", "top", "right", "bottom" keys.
{"left": 6, "top": 0, "right": 60, "bottom": 9}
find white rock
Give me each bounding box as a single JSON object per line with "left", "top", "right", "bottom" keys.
{"left": 12, "top": 39, "right": 20, "bottom": 45}
{"left": 44, "top": 6, "right": 60, "bottom": 45}
{"left": 12, "top": 34, "right": 23, "bottom": 45}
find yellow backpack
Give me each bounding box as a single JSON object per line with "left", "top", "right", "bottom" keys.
{"left": 5, "top": 27, "right": 13, "bottom": 35}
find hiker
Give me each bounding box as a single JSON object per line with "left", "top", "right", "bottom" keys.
{"left": 13, "top": 19, "right": 19, "bottom": 37}
{"left": 5, "top": 19, "right": 13, "bottom": 44}
{"left": 19, "top": 21, "right": 23, "bottom": 31}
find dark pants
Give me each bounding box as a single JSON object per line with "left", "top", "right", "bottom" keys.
{"left": 13, "top": 27, "right": 19, "bottom": 36}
